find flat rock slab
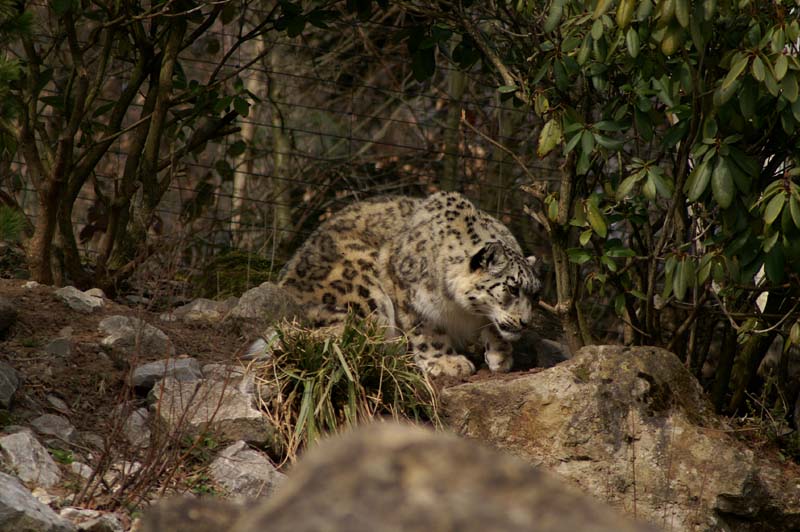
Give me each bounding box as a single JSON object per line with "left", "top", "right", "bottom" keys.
{"left": 160, "top": 297, "right": 238, "bottom": 323}
{"left": 0, "top": 430, "right": 61, "bottom": 488}
{"left": 441, "top": 345, "right": 800, "bottom": 531}
{"left": 98, "top": 316, "right": 175, "bottom": 358}
{"left": 0, "top": 471, "right": 75, "bottom": 531}
{"left": 150, "top": 378, "right": 277, "bottom": 449}
{"left": 30, "top": 414, "right": 79, "bottom": 446}
{"left": 209, "top": 441, "right": 286, "bottom": 500}
{"left": 54, "top": 286, "right": 103, "bottom": 314}
{"left": 131, "top": 358, "right": 202, "bottom": 390}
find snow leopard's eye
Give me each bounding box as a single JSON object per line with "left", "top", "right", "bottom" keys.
{"left": 508, "top": 284, "right": 520, "bottom": 297}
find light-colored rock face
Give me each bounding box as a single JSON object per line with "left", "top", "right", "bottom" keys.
{"left": 149, "top": 377, "right": 277, "bottom": 449}
{"left": 441, "top": 345, "right": 800, "bottom": 531}
{"left": 0, "top": 430, "right": 61, "bottom": 488}
{"left": 54, "top": 286, "right": 103, "bottom": 314}
{"left": 209, "top": 440, "right": 286, "bottom": 500}
{"left": 98, "top": 315, "right": 175, "bottom": 358}
{"left": 227, "top": 422, "right": 652, "bottom": 532}
{"left": 0, "top": 471, "right": 76, "bottom": 531}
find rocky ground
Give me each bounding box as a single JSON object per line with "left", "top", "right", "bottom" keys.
{"left": 1, "top": 277, "right": 799, "bottom": 531}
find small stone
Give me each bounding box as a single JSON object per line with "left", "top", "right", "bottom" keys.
{"left": 0, "top": 429, "right": 61, "bottom": 488}
{"left": 131, "top": 358, "right": 202, "bottom": 390}
{"left": 46, "top": 395, "right": 71, "bottom": 414}
{"left": 54, "top": 286, "right": 103, "bottom": 314}
{"left": 30, "top": 414, "right": 79, "bottom": 446}
{"left": 23, "top": 281, "right": 40, "bottom": 289}
{"left": 0, "top": 361, "right": 20, "bottom": 409}
{"left": 160, "top": 297, "right": 238, "bottom": 323}
{"left": 45, "top": 337, "right": 72, "bottom": 357}
{"left": 209, "top": 441, "right": 286, "bottom": 500}
{"left": 70, "top": 462, "right": 93, "bottom": 480}
{"left": 0, "top": 472, "right": 75, "bottom": 531}
{"left": 123, "top": 408, "right": 151, "bottom": 448}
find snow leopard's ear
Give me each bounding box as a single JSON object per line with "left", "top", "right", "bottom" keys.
{"left": 470, "top": 242, "right": 508, "bottom": 272}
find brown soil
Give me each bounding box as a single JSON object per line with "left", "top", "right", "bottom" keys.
{"left": 0, "top": 278, "right": 249, "bottom": 435}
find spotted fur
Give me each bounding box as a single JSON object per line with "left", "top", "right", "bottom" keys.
{"left": 279, "top": 192, "right": 541, "bottom": 377}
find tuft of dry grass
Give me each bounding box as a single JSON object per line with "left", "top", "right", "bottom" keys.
{"left": 249, "top": 316, "right": 440, "bottom": 463}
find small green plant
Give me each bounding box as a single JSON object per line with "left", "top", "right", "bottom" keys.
{"left": 20, "top": 337, "right": 40, "bottom": 348}
{"left": 50, "top": 448, "right": 74, "bottom": 465}
{"left": 740, "top": 376, "right": 800, "bottom": 463}
{"left": 251, "top": 315, "right": 439, "bottom": 462}
{"left": 182, "top": 433, "right": 219, "bottom": 466}
{"left": 192, "top": 250, "right": 280, "bottom": 299}
{"left": 187, "top": 472, "right": 219, "bottom": 496}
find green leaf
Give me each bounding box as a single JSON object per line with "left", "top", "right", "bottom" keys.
{"left": 580, "top": 229, "right": 593, "bottom": 246}
{"left": 233, "top": 97, "right": 250, "bottom": 117}
{"left": 544, "top": 0, "right": 564, "bottom": 33}
{"left": 790, "top": 195, "right": 800, "bottom": 229}
{"left": 581, "top": 130, "right": 596, "bottom": 155}
{"left": 722, "top": 54, "right": 749, "bottom": 91}
{"left": 752, "top": 56, "right": 766, "bottom": 82}
{"left": 711, "top": 157, "right": 734, "bottom": 209}
{"left": 764, "top": 193, "right": 786, "bottom": 225}
{"left": 782, "top": 72, "right": 798, "bottom": 103}
{"left": 497, "top": 85, "right": 519, "bottom": 94}
{"left": 685, "top": 158, "right": 712, "bottom": 201}
{"left": 586, "top": 202, "right": 607, "bottom": 238}
{"left": 626, "top": 27, "right": 640, "bottom": 58}
{"left": 643, "top": 175, "right": 657, "bottom": 200}
{"left": 616, "top": 171, "right": 644, "bottom": 200}
{"left": 763, "top": 230, "right": 779, "bottom": 253}
{"left": 568, "top": 248, "right": 593, "bottom": 264}
{"left": 775, "top": 54, "right": 789, "bottom": 82}
{"left": 591, "top": 18, "right": 604, "bottom": 40}
{"left": 605, "top": 246, "right": 636, "bottom": 258}
{"left": 673, "top": 260, "right": 688, "bottom": 300}
{"left": 537, "top": 118, "right": 563, "bottom": 157}
{"left": 649, "top": 169, "right": 674, "bottom": 198}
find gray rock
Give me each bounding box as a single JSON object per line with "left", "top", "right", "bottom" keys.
{"left": 44, "top": 337, "right": 71, "bottom": 358}
{"left": 123, "top": 408, "right": 151, "bottom": 448}
{"left": 59, "top": 508, "right": 123, "bottom": 532}
{"left": 209, "top": 441, "right": 286, "bottom": 500}
{"left": 30, "top": 414, "right": 79, "bottom": 446}
{"left": 0, "top": 361, "right": 20, "bottom": 408}
{"left": 0, "top": 472, "right": 75, "bottom": 531}
{"left": 45, "top": 395, "right": 71, "bottom": 414}
{"left": 54, "top": 286, "right": 103, "bottom": 314}
{"left": 228, "top": 423, "right": 653, "bottom": 532}
{"left": 441, "top": 345, "right": 800, "bottom": 531}
{"left": 202, "top": 364, "right": 267, "bottom": 398}
{"left": 0, "top": 296, "right": 17, "bottom": 336}
{"left": 228, "top": 282, "right": 302, "bottom": 323}
{"left": 23, "top": 281, "right": 40, "bottom": 289}
{"left": 150, "top": 378, "right": 277, "bottom": 449}
{"left": 70, "top": 462, "right": 93, "bottom": 480}
{"left": 131, "top": 358, "right": 202, "bottom": 390}
{"left": 160, "top": 297, "right": 238, "bottom": 323}
{"left": 98, "top": 316, "right": 175, "bottom": 358}
{"left": 0, "top": 430, "right": 61, "bottom": 488}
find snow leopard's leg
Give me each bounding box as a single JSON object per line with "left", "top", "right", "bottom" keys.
{"left": 408, "top": 329, "right": 476, "bottom": 378}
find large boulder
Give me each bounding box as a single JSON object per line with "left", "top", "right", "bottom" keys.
{"left": 229, "top": 423, "right": 652, "bottom": 532}
{"left": 0, "top": 472, "right": 75, "bottom": 531}
{"left": 441, "top": 345, "right": 800, "bottom": 531}
{"left": 149, "top": 377, "right": 277, "bottom": 449}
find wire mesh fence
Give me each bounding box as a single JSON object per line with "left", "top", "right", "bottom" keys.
{"left": 4, "top": 7, "right": 562, "bottom": 297}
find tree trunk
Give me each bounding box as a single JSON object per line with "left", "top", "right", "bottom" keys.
{"left": 268, "top": 48, "right": 292, "bottom": 245}
{"left": 441, "top": 66, "right": 466, "bottom": 192}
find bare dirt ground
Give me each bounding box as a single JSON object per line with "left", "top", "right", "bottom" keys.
{"left": 0, "top": 278, "right": 248, "bottom": 437}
